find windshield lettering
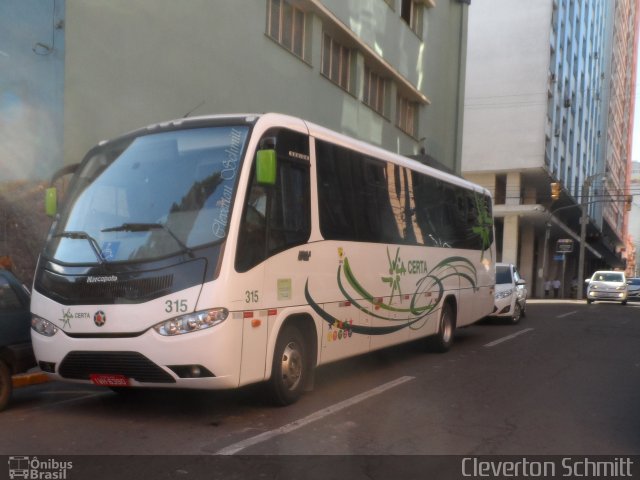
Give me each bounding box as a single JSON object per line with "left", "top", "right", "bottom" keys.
{"left": 213, "top": 184, "right": 234, "bottom": 239}
{"left": 222, "top": 127, "right": 244, "bottom": 180}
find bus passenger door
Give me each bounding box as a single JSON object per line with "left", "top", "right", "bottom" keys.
{"left": 237, "top": 127, "right": 312, "bottom": 384}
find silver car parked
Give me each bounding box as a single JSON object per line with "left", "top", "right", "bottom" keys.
{"left": 491, "top": 263, "right": 527, "bottom": 324}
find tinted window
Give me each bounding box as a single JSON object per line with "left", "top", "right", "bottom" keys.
{"left": 316, "top": 141, "right": 400, "bottom": 243}
{"left": 316, "top": 138, "right": 493, "bottom": 251}
{"left": 236, "top": 128, "right": 311, "bottom": 272}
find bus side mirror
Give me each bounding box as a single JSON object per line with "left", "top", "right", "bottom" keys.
{"left": 45, "top": 187, "right": 58, "bottom": 217}
{"left": 256, "top": 149, "right": 277, "bottom": 186}
{"left": 46, "top": 162, "right": 80, "bottom": 217}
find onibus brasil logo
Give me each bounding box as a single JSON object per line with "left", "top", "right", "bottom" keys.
{"left": 8, "top": 456, "right": 73, "bottom": 479}
{"left": 305, "top": 246, "right": 478, "bottom": 336}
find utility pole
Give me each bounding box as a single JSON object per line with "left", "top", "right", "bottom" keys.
{"left": 576, "top": 179, "right": 590, "bottom": 300}
{"left": 577, "top": 173, "right": 606, "bottom": 300}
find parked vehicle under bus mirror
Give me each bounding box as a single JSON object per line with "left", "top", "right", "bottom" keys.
{"left": 256, "top": 149, "right": 277, "bottom": 186}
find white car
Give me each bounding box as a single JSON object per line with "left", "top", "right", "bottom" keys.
{"left": 586, "top": 270, "right": 627, "bottom": 305}
{"left": 491, "top": 263, "right": 527, "bottom": 324}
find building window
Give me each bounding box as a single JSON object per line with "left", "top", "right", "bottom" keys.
{"left": 363, "top": 67, "right": 387, "bottom": 115}
{"left": 322, "top": 33, "right": 352, "bottom": 92}
{"left": 266, "top": 0, "right": 306, "bottom": 59}
{"left": 396, "top": 94, "right": 418, "bottom": 137}
{"left": 401, "top": 0, "right": 423, "bottom": 37}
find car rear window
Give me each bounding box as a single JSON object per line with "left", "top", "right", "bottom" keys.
{"left": 496, "top": 266, "right": 511, "bottom": 284}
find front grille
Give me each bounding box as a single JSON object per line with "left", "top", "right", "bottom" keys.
{"left": 59, "top": 351, "right": 175, "bottom": 383}
{"left": 77, "top": 275, "right": 173, "bottom": 301}
{"left": 36, "top": 270, "right": 173, "bottom": 304}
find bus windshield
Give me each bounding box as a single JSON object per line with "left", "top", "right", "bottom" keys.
{"left": 46, "top": 126, "right": 249, "bottom": 263}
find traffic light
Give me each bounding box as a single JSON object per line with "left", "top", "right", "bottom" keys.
{"left": 550, "top": 182, "right": 561, "bottom": 201}
{"left": 626, "top": 195, "right": 633, "bottom": 212}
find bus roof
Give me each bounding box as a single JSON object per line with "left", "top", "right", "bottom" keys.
{"left": 97, "top": 112, "right": 491, "bottom": 199}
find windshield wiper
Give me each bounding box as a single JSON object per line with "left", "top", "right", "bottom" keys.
{"left": 53, "top": 231, "right": 106, "bottom": 265}
{"left": 101, "top": 223, "right": 195, "bottom": 258}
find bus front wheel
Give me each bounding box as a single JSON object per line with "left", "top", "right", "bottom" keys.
{"left": 268, "top": 325, "right": 307, "bottom": 406}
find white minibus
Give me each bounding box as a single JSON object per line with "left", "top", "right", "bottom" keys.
{"left": 31, "top": 113, "right": 495, "bottom": 404}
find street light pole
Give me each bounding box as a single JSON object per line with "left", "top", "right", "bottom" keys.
{"left": 576, "top": 179, "right": 590, "bottom": 300}
{"left": 540, "top": 220, "right": 551, "bottom": 297}
{"left": 576, "top": 172, "right": 606, "bottom": 300}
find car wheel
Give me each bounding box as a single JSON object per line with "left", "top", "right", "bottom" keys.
{"left": 268, "top": 325, "right": 308, "bottom": 406}
{"left": 509, "top": 302, "right": 522, "bottom": 325}
{"left": 0, "top": 359, "right": 12, "bottom": 412}
{"left": 622, "top": 300, "right": 627, "bottom": 305}
{"left": 426, "top": 302, "right": 455, "bottom": 353}
{"left": 586, "top": 299, "right": 593, "bottom": 304}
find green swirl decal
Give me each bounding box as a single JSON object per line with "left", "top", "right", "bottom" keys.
{"left": 305, "top": 248, "right": 479, "bottom": 336}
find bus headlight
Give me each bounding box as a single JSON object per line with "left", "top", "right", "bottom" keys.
{"left": 153, "top": 308, "right": 229, "bottom": 336}
{"left": 31, "top": 315, "right": 59, "bottom": 337}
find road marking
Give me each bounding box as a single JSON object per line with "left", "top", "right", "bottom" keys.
{"left": 557, "top": 310, "right": 578, "bottom": 318}
{"left": 18, "top": 392, "right": 107, "bottom": 414}
{"left": 484, "top": 328, "right": 534, "bottom": 348}
{"left": 214, "top": 375, "right": 415, "bottom": 455}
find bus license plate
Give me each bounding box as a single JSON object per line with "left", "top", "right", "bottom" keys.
{"left": 90, "top": 374, "right": 130, "bottom": 387}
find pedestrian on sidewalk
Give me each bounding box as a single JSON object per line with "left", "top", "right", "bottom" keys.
{"left": 553, "top": 279, "right": 561, "bottom": 298}
{"left": 544, "top": 280, "right": 551, "bottom": 298}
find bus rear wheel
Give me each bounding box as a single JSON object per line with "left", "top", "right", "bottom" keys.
{"left": 426, "top": 302, "right": 455, "bottom": 353}
{"left": 268, "top": 325, "right": 307, "bottom": 406}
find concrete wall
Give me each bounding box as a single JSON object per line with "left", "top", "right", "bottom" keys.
{"left": 0, "top": 0, "right": 65, "bottom": 181}
{"left": 461, "top": 0, "right": 551, "bottom": 174}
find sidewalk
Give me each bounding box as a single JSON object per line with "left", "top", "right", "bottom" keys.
{"left": 12, "top": 369, "right": 50, "bottom": 389}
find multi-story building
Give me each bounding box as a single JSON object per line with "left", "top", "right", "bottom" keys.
{"left": 0, "top": 0, "right": 65, "bottom": 181}
{"left": 462, "top": 0, "right": 638, "bottom": 297}
{"left": 1, "top": 0, "right": 471, "bottom": 178}
{"left": 57, "top": 0, "right": 470, "bottom": 176}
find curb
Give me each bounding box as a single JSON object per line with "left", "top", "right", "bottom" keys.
{"left": 12, "top": 371, "right": 50, "bottom": 389}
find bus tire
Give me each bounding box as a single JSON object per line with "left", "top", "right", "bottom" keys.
{"left": 0, "top": 359, "right": 12, "bottom": 412}
{"left": 426, "top": 302, "right": 455, "bottom": 353}
{"left": 268, "top": 325, "right": 307, "bottom": 406}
